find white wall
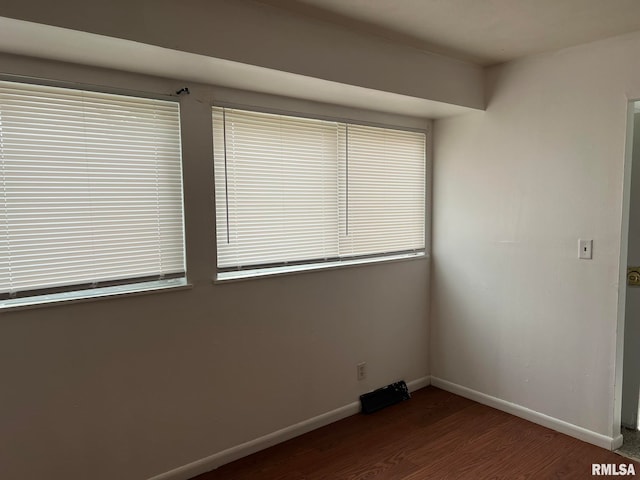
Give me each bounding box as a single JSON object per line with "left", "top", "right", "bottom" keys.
{"left": 0, "top": 54, "right": 430, "bottom": 480}
{"left": 621, "top": 112, "right": 640, "bottom": 428}
{"left": 431, "top": 31, "right": 640, "bottom": 440}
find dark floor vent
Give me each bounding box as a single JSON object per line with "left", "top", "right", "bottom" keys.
{"left": 359, "top": 380, "right": 411, "bottom": 414}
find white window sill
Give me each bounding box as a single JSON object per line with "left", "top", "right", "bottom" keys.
{"left": 215, "top": 252, "right": 427, "bottom": 283}
{"left": 0, "top": 278, "right": 191, "bottom": 312}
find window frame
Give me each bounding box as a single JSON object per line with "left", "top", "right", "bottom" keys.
{"left": 212, "top": 102, "right": 429, "bottom": 282}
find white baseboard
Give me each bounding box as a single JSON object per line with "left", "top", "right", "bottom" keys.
{"left": 147, "top": 375, "right": 431, "bottom": 480}
{"left": 612, "top": 434, "right": 624, "bottom": 450}
{"left": 407, "top": 375, "right": 431, "bottom": 392}
{"left": 430, "top": 376, "right": 618, "bottom": 450}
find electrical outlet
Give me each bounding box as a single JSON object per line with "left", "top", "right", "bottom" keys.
{"left": 357, "top": 362, "right": 366, "bottom": 381}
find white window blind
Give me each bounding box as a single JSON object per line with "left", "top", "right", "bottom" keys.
{"left": 213, "top": 107, "right": 340, "bottom": 269}
{"left": 213, "top": 106, "right": 425, "bottom": 275}
{"left": 0, "top": 80, "right": 186, "bottom": 301}
{"left": 339, "top": 124, "right": 425, "bottom": 257}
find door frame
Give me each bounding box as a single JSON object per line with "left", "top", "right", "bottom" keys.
{"left": 613, "top": 100, "right": 639, "bottom": 447}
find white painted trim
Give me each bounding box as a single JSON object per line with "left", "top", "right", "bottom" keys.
{"left": 431, "top": 377, "right": 618, "bottom": 450}
{"left": 216, "top": 252, "right": 427, "bottom": 283}
{"left": 613, "top": 101, "right": 638, "bottom": 446}
{"left": 612, "top": 434, "right": 624, "bottom": 450}
{"left": 407, "top": 375, "right": 431, "bottom": 392}
{"left": 147, "top": 376, "right": 430, "bottom": 480}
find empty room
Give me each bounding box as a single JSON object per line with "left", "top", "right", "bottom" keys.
{"left": 2, "top": 1, "right": 640, "bottom": 479}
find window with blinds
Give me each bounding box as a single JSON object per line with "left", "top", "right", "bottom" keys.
{"left": 213, "top": 106, "right": 425, "bottom": 278}
{"left": 0, "top": 80, "right": 186, "bottom": 306}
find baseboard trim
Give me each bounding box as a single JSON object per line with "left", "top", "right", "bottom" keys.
{"left": 148, "top": 375, "right": 431, "bottom": 480}
{"left": 407, "top": 375, "right": 431, "bottom": 392}
{"left": 430, "top": 376, "right": 617, "bottom": 450}
{"left": 612, "top": 433, "right": 624, "bottom": 450}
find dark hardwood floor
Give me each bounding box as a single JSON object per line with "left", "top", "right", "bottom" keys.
{"left": 193, "top": 387, "right": 637, "bottom": 479}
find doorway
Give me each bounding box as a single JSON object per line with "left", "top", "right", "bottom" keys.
{"left": 617, "top": 102, "right": 640, "bottom": 460}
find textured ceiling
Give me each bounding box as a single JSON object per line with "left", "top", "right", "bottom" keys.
{"left": 258, "top": 0, "right": 640, "bottom": 65}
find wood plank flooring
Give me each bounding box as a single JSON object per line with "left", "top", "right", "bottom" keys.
{"left": 192, "top": 387, "right": 637, "bottom": 479}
